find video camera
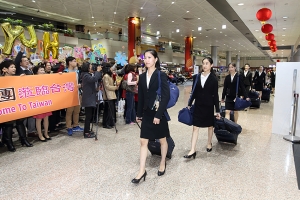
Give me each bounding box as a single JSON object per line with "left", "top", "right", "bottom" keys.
{"left": 91, "top": 57, "right": 103, "bottom": 71}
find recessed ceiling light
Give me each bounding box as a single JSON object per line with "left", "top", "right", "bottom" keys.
{"left": 114, "top": 12, "right": 116, "bottom": 14}
{"left": 222, "top": 25, "right": 226, "bottom": 29}
{"left": 214, "top": 28, "right": 216, "bottom": 29}
{"left": 186, "top": 11, "right": 189, "bottom": 13}
{"left": 225, "top": 35, "right": 227, "bottom": 36}
{"left": 198, "top": 27, "right": 202, "bottom": 31}
{"left": 157, "top": 31, "right": 160, "bottom": 35}
{"left": 283, "top": 28, "right": 286, "bottom": 29}
{"left": 206, "top": 36, "right": 208, "bottom": 37}
{"left": 12, "top": 6, "right": 15, "bottom": 8}
{"left": 283, "top": 16, "right": 288, "bottom": 19}
{"left": 140, "top": 7, "right": 143, "bottom": 9}
{"left": 92, "top": 16, "right": 94, "bottom": 18}
{"left": 193, "top": 37, "right": 196, "bottom": 39}
{"left": 176, "top": 29, "right": 180, "bottom": 32}
{"left": 255, "top": 29, "right": 259, "bottom": 31}
{"left": 32, "top": 0, "right": 36, "bottom": 2}
{"left": 158, "top": 15, "right": 161, "bottom": 17}
{"left": 238, "top": 3, "right": 244, "bottom": 6}
{"left": 282, "top": 35, "right": 285, "bottom": 36}
{"left": 220, "top": 31, "right": 222, "bottom": 33}
{"left": 172, "top": 2, "right": 175, "bottom": 4}
{"left": 282, "top": 44, "right": 284, "bottom": 45}
{"left": 172, "top": 21, "right": 174, "bottom": 22}
{"left": 282, "top": 40, "right": 285, "bottom": 41}
{"left": 32, "top": 18, "right": 34, "bottom": 19}
{"left": 192, "top": 30, "right": 194, "bottom": 31}
{"left": 198, "top": 18, "right": 200, "bottom": 19}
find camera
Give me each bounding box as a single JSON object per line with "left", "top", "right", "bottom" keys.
{"left": 91, "top": 63, "right": 98, "bottom": 72}
{"left": 95, "top": 57, "right": 103, "bottom": 65}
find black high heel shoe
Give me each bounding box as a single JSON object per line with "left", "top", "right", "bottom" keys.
{"left": 20, "top": 138, "right": 33, "bottom": 147}
{"left": 207, "top": 143, "right": 212, "bottom": 152}
{"left": 158, "top": 162, "right": 166, "bottom": 176}
{"left": 183, "top": 152, "right": 196, "bottom": 159}
{"left": 131, "top": 171, "right": 147, "bottom": 184}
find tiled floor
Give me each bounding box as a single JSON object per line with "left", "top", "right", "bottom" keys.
{"left": 0, "top": 85, "right": 299, "bottom": 199}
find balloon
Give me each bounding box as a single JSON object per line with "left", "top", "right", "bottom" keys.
{"left": 18, "top": 25, "right": 37, "bottom": 48}
{"left": 43, "top": 32, "right": 59, "bottom": 59}
{"left": 261, "top": 24, "right": 273, "bottom": 34}
{"left": 1, "top": 22, "right": 24, "bottom": 55}
{"left": 256, "top": 8, "right": 272, "bottom": 22}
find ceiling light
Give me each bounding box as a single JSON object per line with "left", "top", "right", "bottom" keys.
{"left": 214, "top": 28, "right": 216, "bottom": 29}
{"left": 198, "top": 27, "right": 202, "bottom": 31}
{"left": 193, "top": 37, "right": 196, "bottom": 39}
{"left": 220, "top": 31, "right": 222, "bottom": 33}
{"left": 172, "top": 2, "right": 175, "bottom": 4}
{"left": 95, "top": 29, "right": 96, "bottom": 30}
{"left": 157, "top": 31, "right": 160, "bottom": 35}
{"left": 32, "top": 0, "right": 36, "bottom": 2}
{"left": 206, "top": 36, "right": 208, "bottom": 37}
{"left": 283, "top": 28, "right": 286, "bottom": 29}
{"left": 282, "top": 35, "right": 286, "bottom": 36}
{"left": 192, "top": 30, "right": 194, "bottom": 31}
{"left": 114, "top": 12, "right": 116, "bottom": 14}
{"left": 172, "top": 21, "right": 174, "bottom": 22}
{"left": 140, "top": 7, "right": 143, "bottom": 9}
{"left": 282, "top": 44, "right": 284, "bottom": 45}
{"left": 282, "top": 40, "right": 285, "bottom": 41}
{"left": 187, "top": 11, "right": 189, "bottom": 13}
{"left": 12, "top": 6, "right": 15, "bottom": 8}
{"left": 255, "top": 29, "right": 259, "bottom": 31}
{"left": 225, "top": 35, "right": 227, "bottom": 36}
{"left": 283, "top": 16, "right": 288, "bottom": 19}
{"left": 176, "top": 29, "right": 180, "bottom": 32}
{"left": 158, "top": 15, "right": 161, "bottom": 17}
{"left": 222, "top": 25, "right": 226, "bottom": 29}
{"left": 238, "top": 3, "right": 244, "bottom": 6}
{"left": 198, "top": 18, "right": 200, "bottom": 19}
{"left": 92, "top": 16, "right": 94, "bottom": 18}
{"left": 149, "top": 24, "right": 151, "bottom": 25}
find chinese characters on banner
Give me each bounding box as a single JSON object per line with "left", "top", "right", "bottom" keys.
{"left": 0, "top": 73, "right": 79, "bottom": 123}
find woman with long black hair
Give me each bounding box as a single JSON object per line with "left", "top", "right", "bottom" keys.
{"left": 184, "top": 57, "right": 220, "bottom": 159}
{"left": 132, "top": 49, "right": 170, "bottom": 184}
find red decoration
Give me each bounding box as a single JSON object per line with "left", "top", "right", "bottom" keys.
{"left": 269, "top": 40, "right": 276, "bottom": 47}
{"left": 261, "top": 24, "right": 273, "bottom": 34}
{"left": 256, "top": 8, "right": 272, "bottom": 22}
{"left": 277, "top": 60, "right": 280, "bottom": 62}
{"left": 265, "top": 33, "right": 274, "bottom": 41}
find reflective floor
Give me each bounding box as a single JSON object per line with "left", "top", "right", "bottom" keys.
{"left": 0, "top": 85, "right": 299, "bottom": 199}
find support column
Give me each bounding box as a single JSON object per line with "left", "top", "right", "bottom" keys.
{"left": 211, "top": 46, "right": 218, "bottom": 66}
{"left": 293, "top": 49, "right": 300, "bottom": 62}
{"left": 226, "top": 51, "right": 231, "bottom": 66}
{"left": 185, "top": 37, "right": 193, "bottom": 72}
{"left": 128, "top": 17, "right": 141, "bottom": 63}
{"left": 236, "top": 54, "right": 240, "bottom": 71}
{"left": 290, "top": 45, "right": 294, "bottom": 62}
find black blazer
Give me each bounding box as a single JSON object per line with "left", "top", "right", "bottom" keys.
{"left": 240, "top": 70, "right": 252, "bottom": 86}
{"left": 15, "top": 51, "right": 33, "bottom": 76}
{"left": 188, "top": 73, "right": 220, "bottom": 113}
{"left": 253, "top": 71, "right": 266, "bottom": 85}
{"left": 270, "top": 71, "right": 276, "bottom": 83}
{"left": 137, "top": 70, "right": 170, "bottom": 119}
{"left": 222, "top": 73, "right": 247, "bottom": 100}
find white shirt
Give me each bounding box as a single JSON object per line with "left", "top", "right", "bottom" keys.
{"left": 244, "top": 70, "right": 248, "bottom": 77}
{"left": 146, "top": 72, "right": 152, "bottom": 89}
{"left": 231, "top": 73, "right": 237, "bottom": 82}
{"left": 201, "top": 73, "right": 210, "bottom": 88}
{"left": 259, "top": 71, "right": 262, "bottom": 76}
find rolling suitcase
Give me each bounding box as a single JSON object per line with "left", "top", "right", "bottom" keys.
{"left": 214, "top": 117, "right": 242, "bottom": 145}
{"left": 136, "top": 122, "right": 175, "bottom": 159}
{"left": 248, "top": 90, "right": 259, "bottom": 99}
{"left": 261, "top": 88, "right": 271, "bottom": 102}
{"left": 148, "top": 137, "right": 175, "bottom": 159}
{"left": 250, "top": 98, "right": 261, "bottom": 108}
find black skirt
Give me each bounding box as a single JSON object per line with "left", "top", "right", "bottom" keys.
{"left": 255, "top": 83, "right": 264, "bottom": 91}
{"left": 140, "top": 107, "right": 170, "bottom": 140}
{"left": 192, "top": 103, "right": 214, "bottom": 128}
{"left": 225, "top": 96, "right": 236, "bottom": 111}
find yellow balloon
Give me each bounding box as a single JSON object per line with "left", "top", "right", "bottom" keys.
{"left": 1, "top": 22, "right": 24, "bottom": 55}
{"left": 43, "top": 32, "right": 59, "bottom": 59}
{"left": 18, "top": 25, "right": 37, "bottom": 48}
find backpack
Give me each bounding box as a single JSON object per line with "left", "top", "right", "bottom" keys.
{"left": 157, "top": 71, "right": 179, "bottom": 109}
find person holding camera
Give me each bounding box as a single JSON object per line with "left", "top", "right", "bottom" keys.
{"left": 80, "top": 62, "right": 102, "bottom": 138}
{"left": 102, "top": 63, "right": 119, "bottom": 129}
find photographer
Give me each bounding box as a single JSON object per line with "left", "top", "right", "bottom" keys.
{"left": 102, "top": 62, "right": 119, "bottom": 129}
{"left": 80, "top": 62, "right": 102, "bottom": 138}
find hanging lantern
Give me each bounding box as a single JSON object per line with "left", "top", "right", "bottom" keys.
{"left": 268, "top": 41, "right": 271, "bottom": 45}
{"left": 277, "top": 59, "right": 280, "bottom": 62}
{"left": 265, "top": 33, "right": 275, "bottom": 41}
{"left": 256, "top": 8, "right": 272, "bottom": 23}
{"left": 261, "top": 24, "right": 273, "bottom": 34}
{"left": 269, "top": 40, "right": 276, "bottom": 47}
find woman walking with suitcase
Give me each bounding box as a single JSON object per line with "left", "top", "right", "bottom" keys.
{"left": 184, "top": 57, "right": 221, "bottom": 159}
{"left": 221, "top": 63, "right": 249, "bottom": 123}
{"left": 132, "top": 49, "right": 170, "bottom": 184}
{"left": 253, "top": 65, "right": 266, "bottom": 99}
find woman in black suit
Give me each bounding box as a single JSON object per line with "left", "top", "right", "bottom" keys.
{"left": 253, "top": 65, "right": 266, "bottom": 98}
{"left": 240, "top": 63, "right": 252, "bottom": 97}
{"left": 184, "top": 57, "right": 221, "bottom": 159}
{"left": 132, "top": 49, "right": 170, "bottom": 184}
{"left": 221, "top": 63, "right": 249, "bottom": 123}
{"left": 270, "top": 67, "right": 276, "bottom": 95}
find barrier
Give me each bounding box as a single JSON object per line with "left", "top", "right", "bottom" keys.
{"left": 0, "top": 73, "right": 79, "bottom": 123}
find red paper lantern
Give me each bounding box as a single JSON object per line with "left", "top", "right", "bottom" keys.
{"left": 269, "top": 40, "right": 276, "bottom": 47}
{"left": 261, "top": 24, "right": 273, "bottom": 34}
{"left": 277, "top": 60, "right": 280, "bottom": 62}
{"left": 265, "top": 33, "right": 275, "bottom": 41}
{"left": 256, "top": 8, "right": 272, "bottom": 22}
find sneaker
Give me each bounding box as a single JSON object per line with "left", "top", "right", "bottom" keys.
{"left": 67, "top": 128, "right": 73, "bottom": 136}
{"left": 84, "top": 133, "right": 95, "bottom": 138}
{"left": 72, "top": 126, "right": 84, "bottom": 132}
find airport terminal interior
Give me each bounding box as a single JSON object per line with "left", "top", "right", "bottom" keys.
{"left": 0, "top": 0, "right": 300, "bottom": 199}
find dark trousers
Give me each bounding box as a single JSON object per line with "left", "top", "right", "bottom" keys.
{"left": 84, "top": 107, "right": 94, "bottom": 133}
{"left": 244, "top": 85, "right": 251, "bottom": 97}
{"left": 125, "top": 91, "right": 136, "bottom": 124}
{"left": 103, "top": 100, "right": 116, "bottom": 127}
{"left": 49, "top": 110, "right": 61, "bottom": 131}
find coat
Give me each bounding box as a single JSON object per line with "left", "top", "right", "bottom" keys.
{"left": 81, "top": 72, "right": 102, "bottom": 107}
{"left": 253, "top": 71, "right": 266, "bottom": 85}
{"left": 102, "top": 74, "right": 118, "bottom": 100}
{"left": 15, "top": 51, "right": 33, "bottom": 76}
{"left": 240, "top": 70, "right": 252, "bottom": 86}
{"left": 222, "top": 73, "right": 247, "bottom": 100}
{"left": 189, "top": 73, "right": 220, "bottom": 113}
{"left": 137, "top": 70, "right": 170, "bottom": 119}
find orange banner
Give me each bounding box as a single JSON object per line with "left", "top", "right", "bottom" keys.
{"left": 0, "top": 73, "right": 79, "bottom": 123}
